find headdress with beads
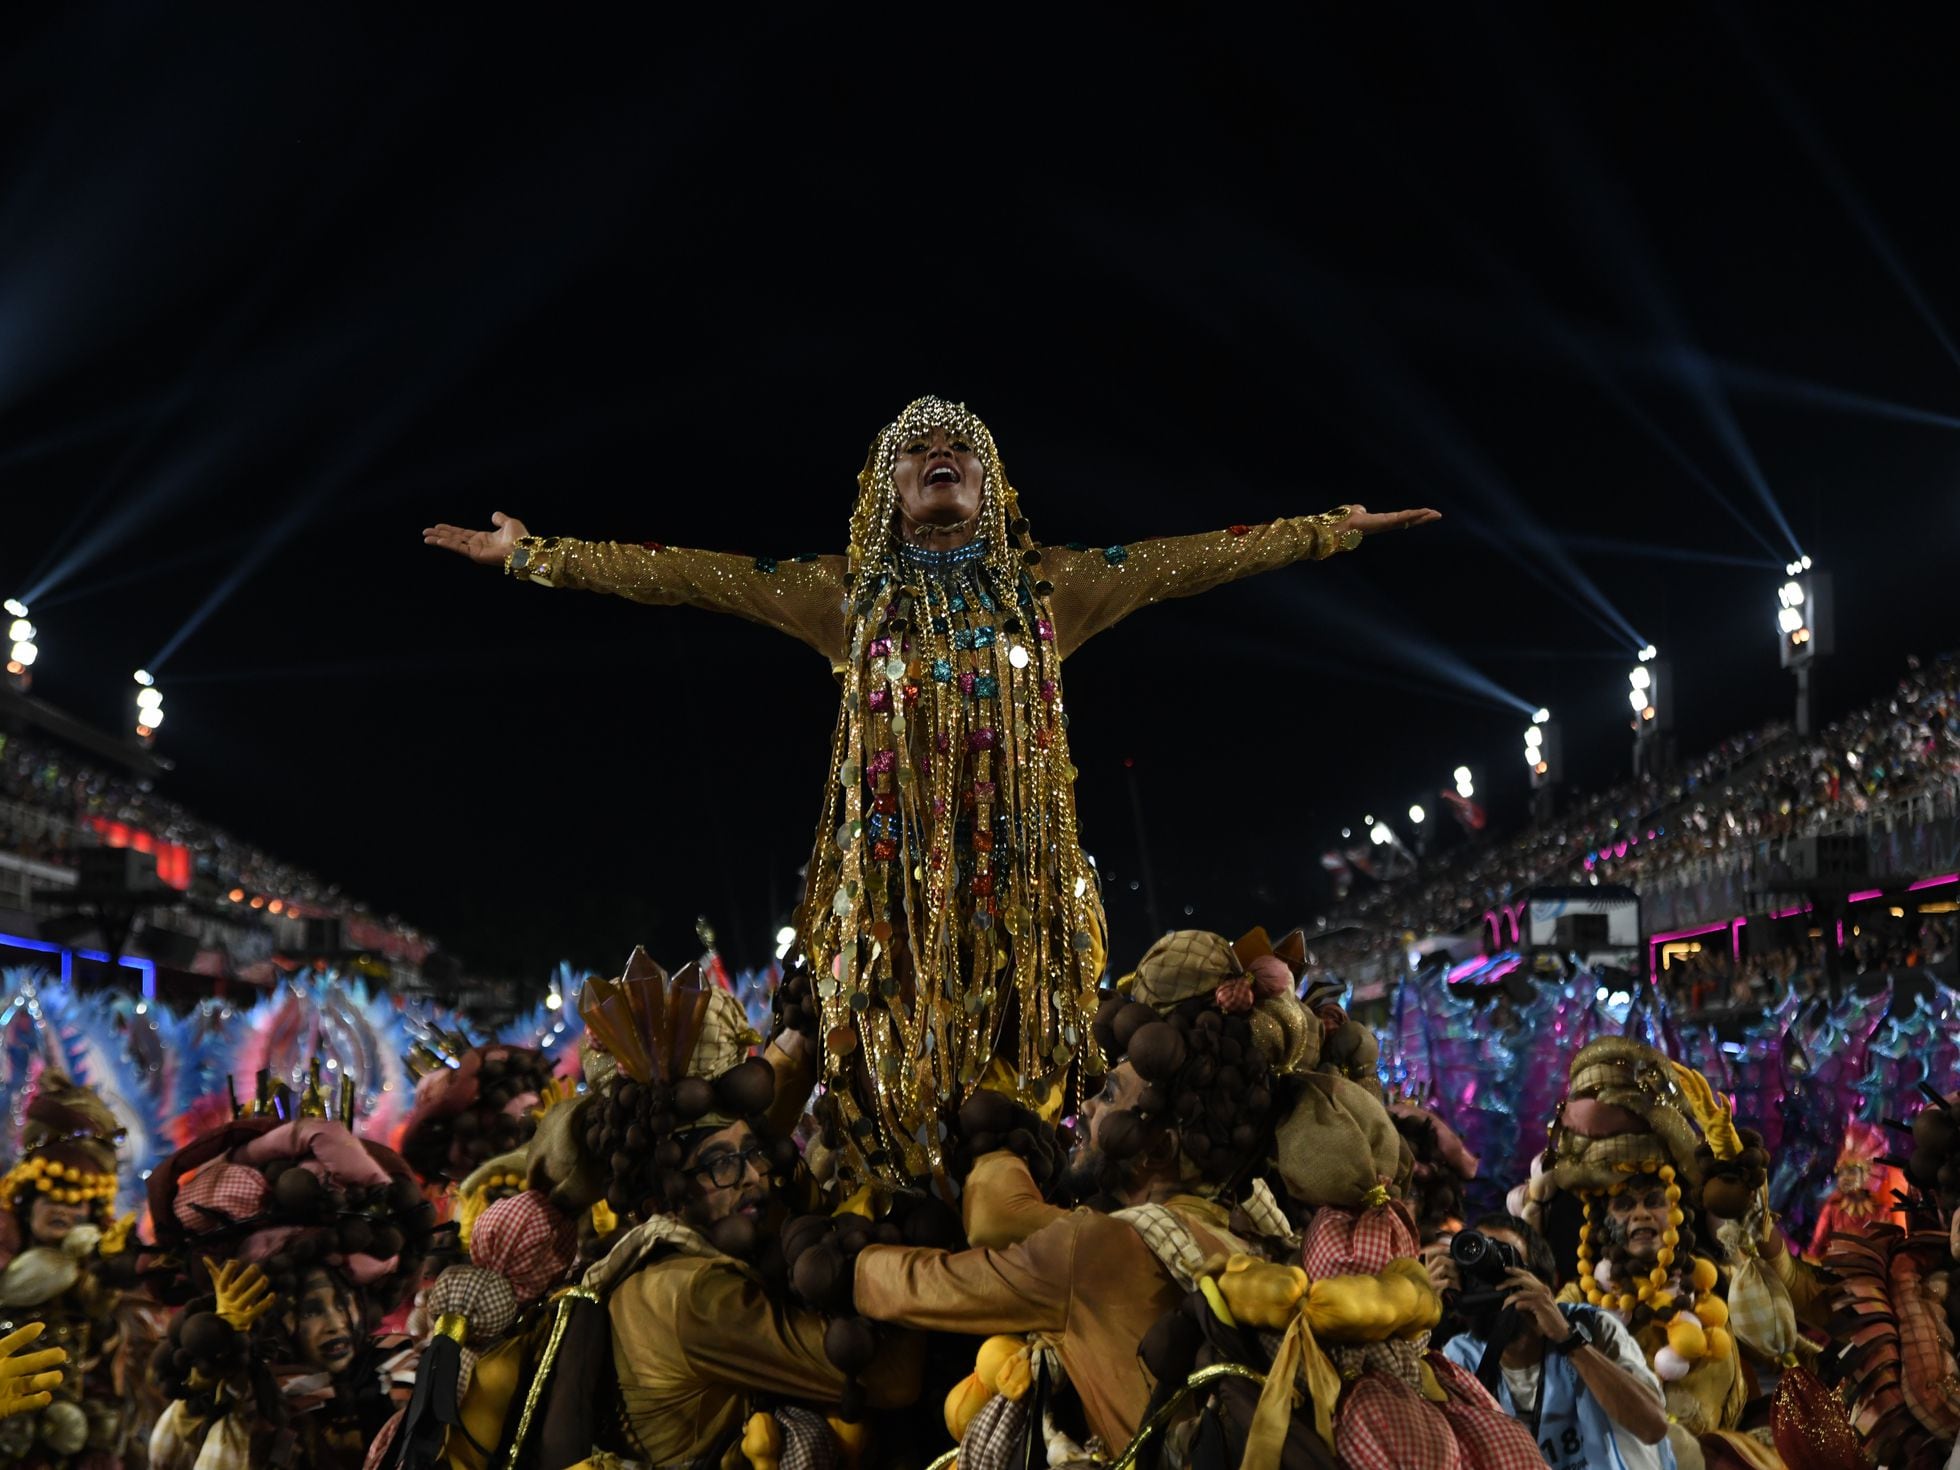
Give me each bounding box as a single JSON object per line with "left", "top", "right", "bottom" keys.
{"left": 799, "top": 397, "right": 1103, "bottom": 1187}
{"left": 1547, "top": 1038, "right": 1736, "bottom": 1379}
{"left": 0, "top": 1073, "right": 124, "bottom": 1221}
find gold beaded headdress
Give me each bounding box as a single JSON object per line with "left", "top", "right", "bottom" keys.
{"left": 799, "top": 397, "right": 1104, "bottom": 1187}
{"left": 848, "top": 396, "right": 1025, "bottom": 588}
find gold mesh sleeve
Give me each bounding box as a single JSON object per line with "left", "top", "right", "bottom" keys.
{"left": 505, "top": 536, "right": 850, "bottom": 663}
{"left": 1044, "top": 509, "right": 1362, "bottom": 657}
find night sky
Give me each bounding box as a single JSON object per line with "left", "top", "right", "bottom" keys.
{"left": 4, "top": 6, "right": 1956, "bottom": 988}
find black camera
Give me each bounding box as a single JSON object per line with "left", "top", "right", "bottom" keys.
{"left": 1450, "top": 1228, "right": 1522, "bottom": 1291}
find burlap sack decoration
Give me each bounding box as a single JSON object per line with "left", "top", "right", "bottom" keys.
{"left": 1276, "top": 1073, "right": 1402, "bottom": 1210}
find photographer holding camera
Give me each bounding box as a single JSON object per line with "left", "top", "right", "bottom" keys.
{"left": 1434, "top": 1214, "right": 1673, "bottom": 1470}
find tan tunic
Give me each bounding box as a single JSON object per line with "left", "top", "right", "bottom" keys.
{"left": 605, "top": 1231, "right": 919, "bottom": 1466}
{"left": 855, "top": 1175, "right": 1241, "bottom": 1452}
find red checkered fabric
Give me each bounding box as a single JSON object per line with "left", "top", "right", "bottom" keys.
{"left": 1334, "top": 1372, "right": 1462, "bottom": 1470}
{"left": 468, "top": 1189, "right": 576, "bottom": 1303}
{"left": 1301, "top": 1200, "right": 1418, "bottom": 1279}
{"left": 1334, "top": 1355, "right": 1545, "bottom": 1470}
{"left": 1426, "top": 1353, "right": 1548, "bottom": 1470}
{"left": 173, "top": 1159, "right": 268, "bottom": 1232}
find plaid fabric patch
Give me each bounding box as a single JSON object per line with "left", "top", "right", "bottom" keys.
{"left": 773, "top": 1405, "right": 839, "bottom": 1470}
{"left": 1427, "top": 1353, "right": 1549, "bottom": 1469}
{"left": 174, "top": 1159, "right": 268, "bottom": 1230}
{"left": 1328, "top": 1336, "right": 1426, "bottom": 1391}
{"left": 1112, "top": 1204, "right": 1210, "bottom": 1291}
{"left": 959, "top": 1391, "right": 1033, "bottom": 1470}
{"left": 1333, "top": 1371, "right": 1460, "bottom": 1470}
{"left": 1301, "top": 1202, "right": 1418, "bottom": 1280}
{"left": 471, "top": 1189, "right": 577, "bottom": 1302}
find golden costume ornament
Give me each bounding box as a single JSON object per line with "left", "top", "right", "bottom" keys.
{"left": 486, "top": 395, "right": 1373, "bottom": 1186}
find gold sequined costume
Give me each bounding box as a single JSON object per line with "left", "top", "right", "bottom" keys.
{"left": 504, "top": 397, "right": 1362, "bottom": 1185}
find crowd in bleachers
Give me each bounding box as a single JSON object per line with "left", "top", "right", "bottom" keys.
{"left": 1319, "top": 654, "right": 1960, "bottom": 980}
{"left": 0, "top": 725, "right": 428, "bottom": 948}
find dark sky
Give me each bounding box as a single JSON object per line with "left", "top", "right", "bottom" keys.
{"left": 4, "top": 6, "right": 1957, "bottom": 988}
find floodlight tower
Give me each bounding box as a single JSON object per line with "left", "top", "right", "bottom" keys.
{"left": 1627, "top": 646, "right": 1671, "bottom": 781}
{"left": 4, "top": 600, "right": 36, "bottom": 694}
{"left": 1776, "top": 557, "right": 1833, "bottom": 736}
{"left": 1524, "top": 708, "right": 1561, "bottom": 822}
{"left": 133, "top": 670, "right": 165, "bottom": 747}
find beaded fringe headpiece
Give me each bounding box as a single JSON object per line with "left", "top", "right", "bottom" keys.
{"left": 801, "top": 397, "right": 1103, "bottom": 1186}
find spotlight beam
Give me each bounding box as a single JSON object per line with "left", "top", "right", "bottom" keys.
{"left": 1484, "top": 16, "right": 1804, "bottom": 560}
{"left": 32, "top": 532, "right": 253, "bottom": 611}
{"left": 1694, "top": 351, "right": 1960, "bottom": 432}
{"left": 13, "top": 78, "right": 418, "bottom": 602}
{"left": 1235, "top": 577, "right": 1539, "bottom": 717}
{"left": 1431, "top": 227, "right": 1790, "bottom": 565}
{"left": 1723, "top": 9, "right": 1960, "bottom": 374}
{"left": 1554, "top": 532, "right": 1784, "bottom": 571}
{"left": 1146, "top": 210, "right": 1650, "bottom": 656}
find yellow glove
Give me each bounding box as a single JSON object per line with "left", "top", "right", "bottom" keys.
{"left": 0, "top": 1323, "right": 66, "bottom": 1421}
{"left": 98, "top": 1215, "right": 136, "bottom": 1258}
{"left": 205, "top": 1258, "right": 275, "bottom": 1333}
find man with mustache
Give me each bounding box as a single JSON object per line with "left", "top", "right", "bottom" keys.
{"left": 426, "top": 398, "right": 1437, "bottom": 1189}
{"left": 846, "top": 930, "right": 1315, "bottom": 1461}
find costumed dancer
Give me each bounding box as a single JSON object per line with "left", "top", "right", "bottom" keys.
{"left": 1514, "top": 1038, "right": 1801, "bottom": 1470}
{"left": 1815, "top": 1085, "right": 1960, "bottom": 1469}
{"left": 424, "top": 396, "right": 1439, "bottom": 1187}
{"left": 1805, "top": 1120, "right": 1905, "bottom": 1258}
{"left": 0, "top": 1072, "right": 143, "bottom": 1469}
{"left": 485, "top": 949, "right": 923, "bottom": 1470}
{"left": 845, "top": 927, "right": 1315, "bottom": 1465}
{"left": 145, "top": 1066, "right": 435, "bottom": 1470}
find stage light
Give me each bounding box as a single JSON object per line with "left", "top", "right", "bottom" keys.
{"left": 1532, "top": 708, "right": 1550, "bottom": 724}
{"left": 1524, "top": 727, "right": 1542, "bottom": 749}
{"left": 1629, "top": 688, "right": 1649, "bottom": 712}
{"left": 1339, "top": 827, "right": 1352, "bottom": 839}
{"left": 1453, "top": 765, "right": 1473, "bottom": 786}
{"left": 5, "top": 602, "right": 35, "bottom": 690}
{"left": 545, "top": 989, "right": 563, "bottom": 1011}
{"left": 1370, "top": 822, "right": 1393, "bottom": 845}
{"left": 1775, "top": 564, "right": 1833, "bottom": 731}
{"left": 1638, "top": 645, "right": 1657, "bottom": 662}
{"left": 1409, "top": 804, "right": 1426, "bottom": 825}
{"left": 134, "top": 670, "right": 164, "bottom": 743}
{"left": 1629, "top": 666, "right": 1652, "bottom": 691}
{"left": 774, "top": 924, "right": 798, "bottom": 959}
